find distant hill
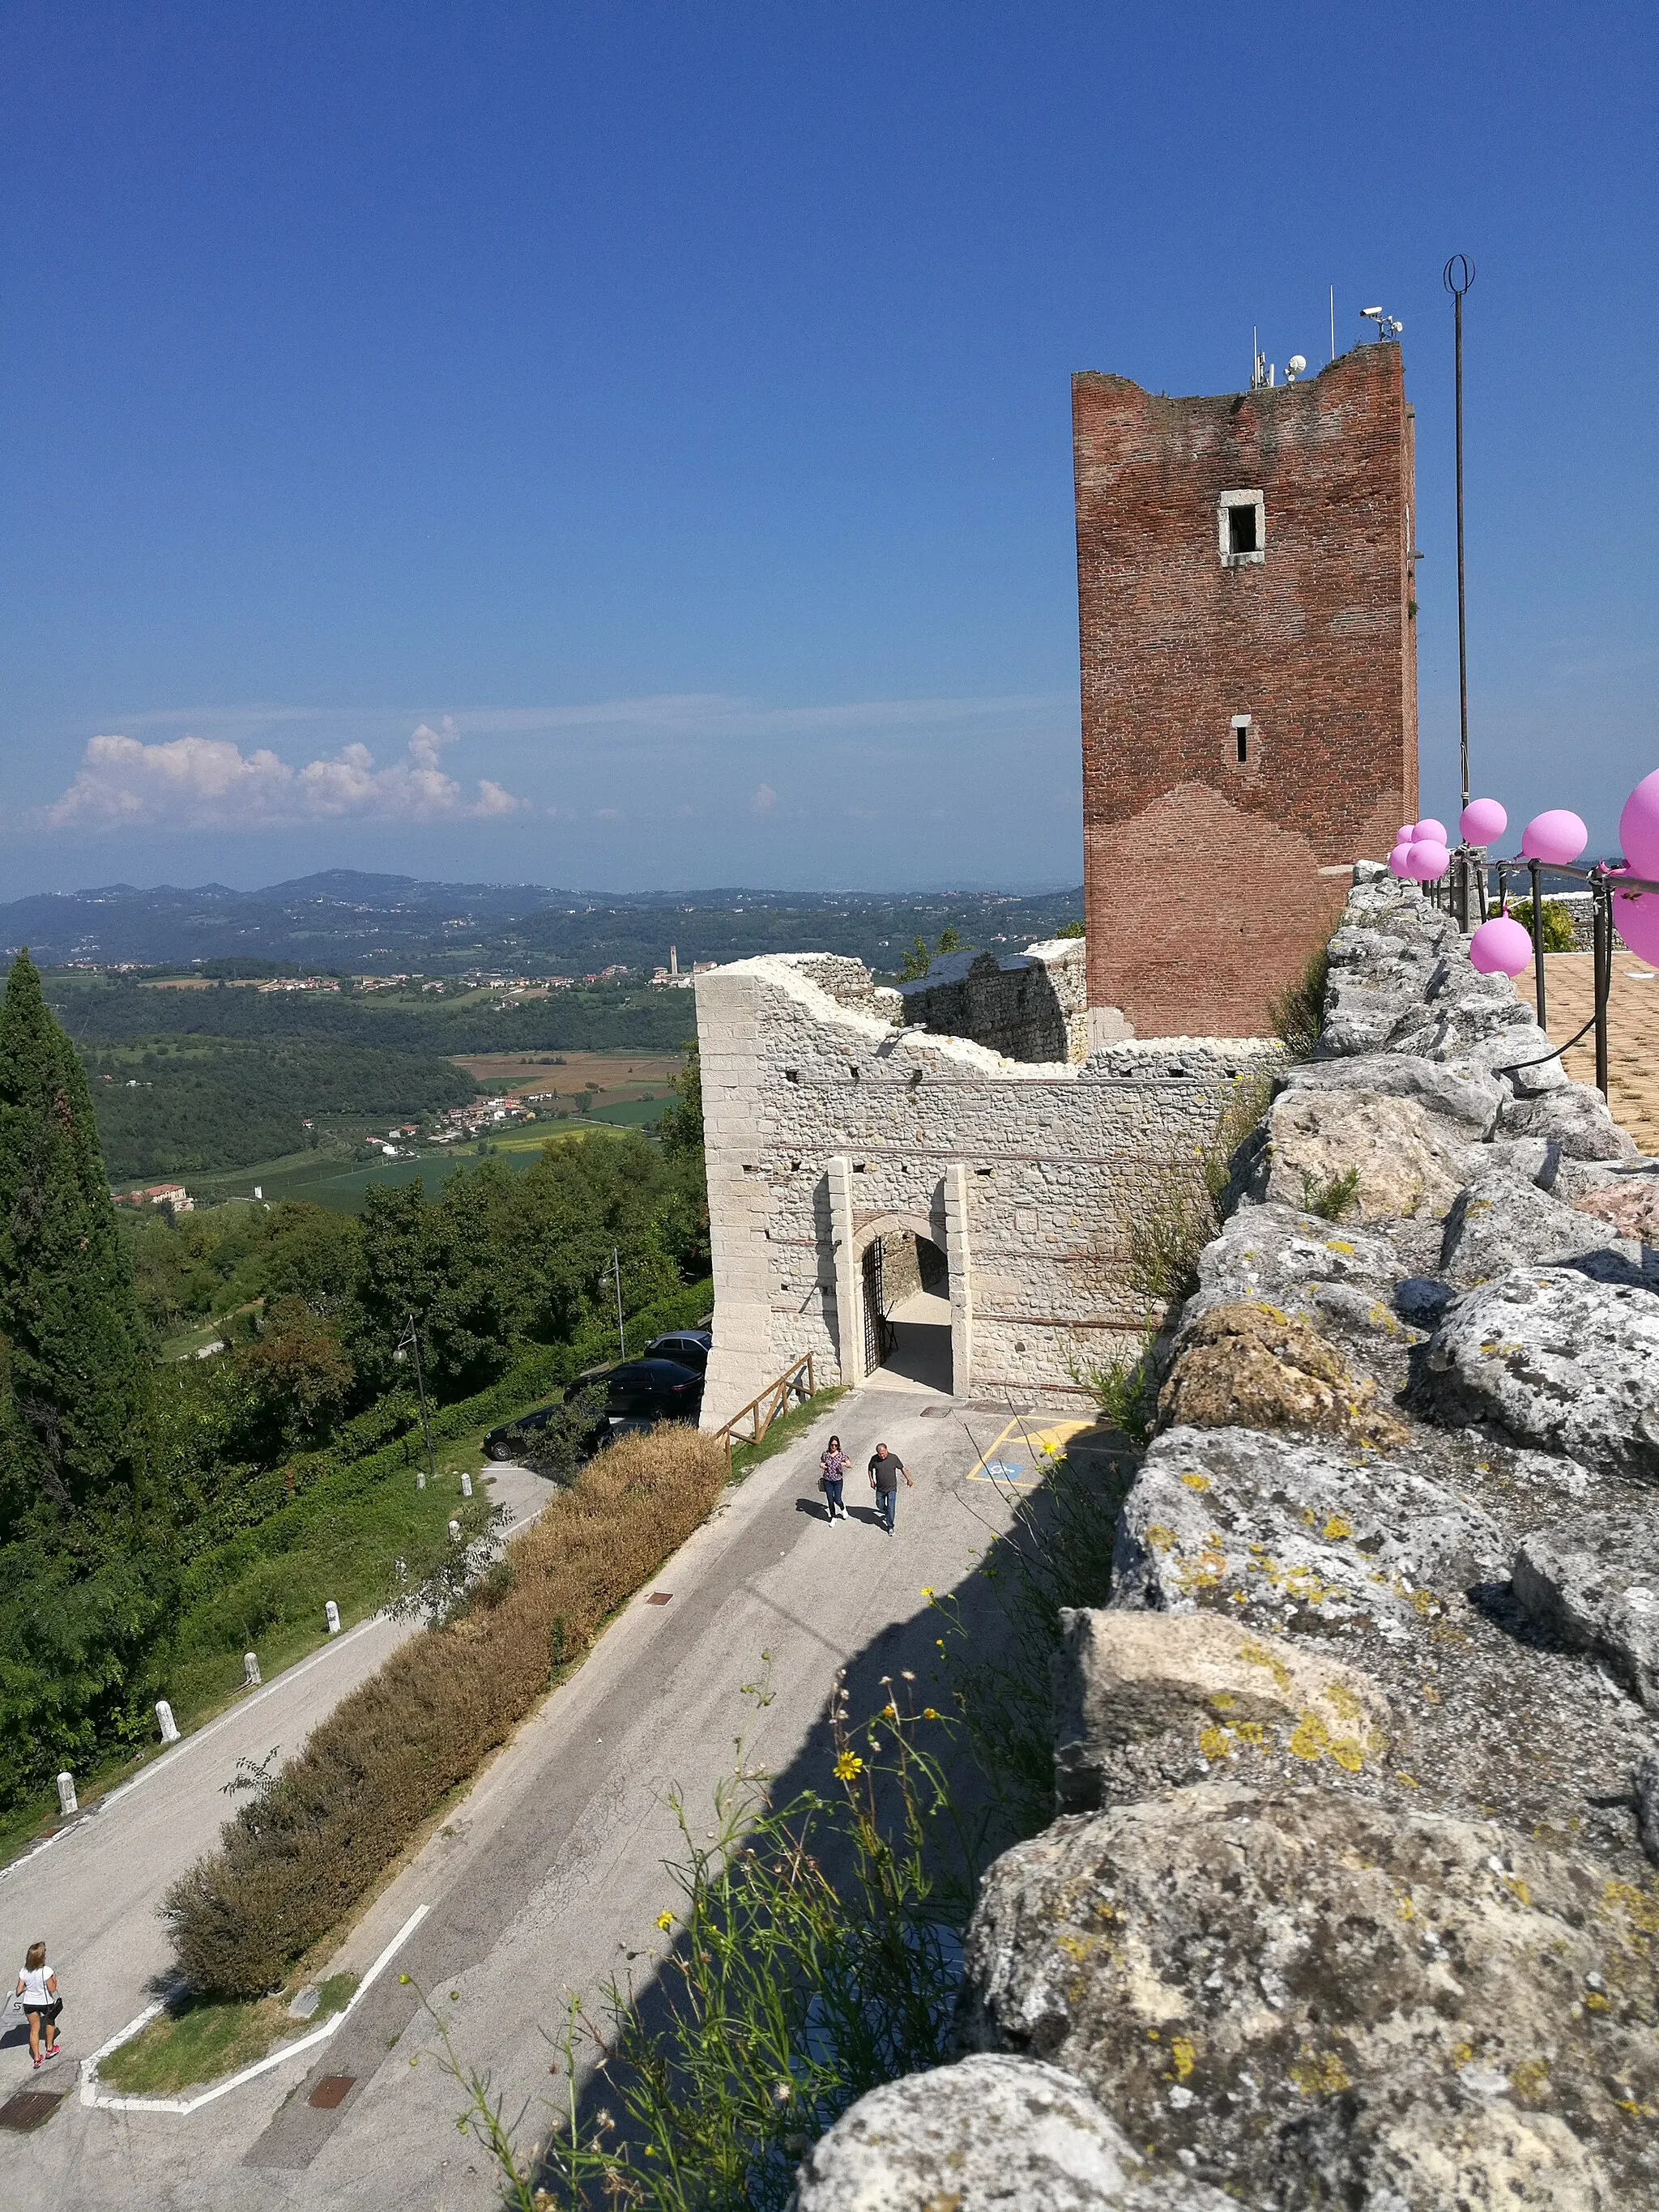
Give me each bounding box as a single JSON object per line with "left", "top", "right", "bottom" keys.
{"left": 0, "top": 872, "right": 1085, "bottom": 978}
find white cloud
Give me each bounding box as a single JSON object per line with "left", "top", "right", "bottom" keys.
{"left": 751, "top": 782, "right": 778, "bottom": 814}
{"left": 40, "top": 722, "right": 524, "bottom": 830}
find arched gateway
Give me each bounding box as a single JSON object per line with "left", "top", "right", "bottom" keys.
{"left": 692, "top": 949, "right": 1274, "bottom": 1432}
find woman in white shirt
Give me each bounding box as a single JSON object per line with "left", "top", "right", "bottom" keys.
{"left": 16, "top": 1942, "right": 60, "bottom": 2067}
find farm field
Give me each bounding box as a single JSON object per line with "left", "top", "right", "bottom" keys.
{"left": 450, "top": 1047, "right": 684, "bottom": 1097}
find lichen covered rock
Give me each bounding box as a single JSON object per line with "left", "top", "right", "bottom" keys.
{"left": 1499, "top": 1080, "right": 1639, "bottom": 1163}
{"left": 1576, "top": 1174, "right": 1659, "bottom": 1245}
{"left": 1052, "top": 1605, "right": 1391, "bottom": 1814}
{"left": 957, "top": 1784, "right": 1659, "bottom": 2208}
{"left": 1112, "top": 1423, "right": 1507, "bottom": 1630}
{"left": 1155, "top": 1300, "right": 1410, "bottom": 1447}
{"left": 1422, "top": 1268, "right": 1659, "bottom": 1481}
{"left": 1438, "top": 1169, "right": 1614, "bottom": 1288}
{"left": 1262, "top": 1088, "right": 1465, "bottom": 1221}
{"left": 789, "top": 2052, "right": 1233, "bottom": 2211}
{"left": 1512, "top": 1512, "right": 1659, "bottom": 1711}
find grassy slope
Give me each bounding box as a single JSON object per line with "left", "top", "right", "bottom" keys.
{"left": 0, "top": 1278, "right": 714, "bottom": 1867}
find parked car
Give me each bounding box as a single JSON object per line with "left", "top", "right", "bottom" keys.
{"left": 604, "top": 1356, "right": 704, "bottom": 1424}
{"left": 484, "top": 1401, "right": 561, "bottom": 1460}
{"left": 642, "top": 1328, "right": 712, "bottom": 1373}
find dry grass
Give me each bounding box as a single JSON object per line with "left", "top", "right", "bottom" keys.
{"left": 164, "top": 1426, "right": 728, "bottom": 1997}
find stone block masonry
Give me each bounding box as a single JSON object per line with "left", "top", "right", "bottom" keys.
{"left": 899, "top": 937, "right": 1090, "bottom": 1061}
{"left": 695, "top": 952, "right": 1277, "bottom": 1425}
{"left": 1074, "top": 343, "right": 1418, "bottom": 1038}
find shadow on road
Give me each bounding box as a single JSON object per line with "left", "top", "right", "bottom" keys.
{"left": 518, "top": 1417, "right": 1135, "bottom": 2201}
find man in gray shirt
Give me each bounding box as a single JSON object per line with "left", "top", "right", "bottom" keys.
{"left": 868, "top": 1443, "right": 913, "bottom": 1535}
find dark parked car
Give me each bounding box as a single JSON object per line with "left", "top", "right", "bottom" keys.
{"left": 484, "top": 1401, "right": 561, "bottom": 1460}
{"left": 642, "top": 1329, "right": 712, "bottom": 1373}
{"left": 604, "top": 1356, "right": 704, "bottom": 1423}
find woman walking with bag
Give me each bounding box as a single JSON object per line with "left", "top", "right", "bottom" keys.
{"left": 818, "top": 1434, "right": 850, "bottom": 1523}
{"left": 16, "top": 1943, "right": 62, "bottom": 2068}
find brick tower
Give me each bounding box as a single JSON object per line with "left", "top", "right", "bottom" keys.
{"left": 1073, "top": 341, "right": 1418, "bottom": 1038}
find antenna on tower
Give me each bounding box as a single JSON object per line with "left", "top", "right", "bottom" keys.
{"left": 1329, "top": 285, "right": 1336, "bottom": 362}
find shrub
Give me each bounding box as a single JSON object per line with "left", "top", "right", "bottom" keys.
{"left": 1268, "top": 946, "right": 1330, "bottom": 1059}
{"left": 163, "top": 1424, "right": 728, "bottom": 1997}
{"left": 1510, "top": 898, "right": 1576, "bottom": 953}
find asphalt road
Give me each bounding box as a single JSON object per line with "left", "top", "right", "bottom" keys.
{"left": 6, "top": 1393, "right": 1076, "bottom": 2206}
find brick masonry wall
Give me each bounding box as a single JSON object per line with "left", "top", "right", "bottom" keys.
{"left": 695, "top": 953, "right": 1277, "bottom": 1422}
{"left": 1074, "top": 343, "right": 1418, "bottom": 1038}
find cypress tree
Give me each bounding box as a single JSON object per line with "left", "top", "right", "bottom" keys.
{"left": 0, "top": 952, "right": 150, "bottom": 1531}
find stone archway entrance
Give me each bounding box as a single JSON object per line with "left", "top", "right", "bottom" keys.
{"left": 857, "top": 1223, "right": 953, "bottom": 1395}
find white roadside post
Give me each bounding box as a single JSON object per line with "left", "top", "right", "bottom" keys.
{"left": 449, "top": 1519, "right": 462, "bottom": 1539}
{"left": 325, "top": 1600, "right": 341, "bottom": 1635}
{"left": 460, "top": 1470, "right": 473, "bottom": 1498}
{"left": 244, "top": 1651, "right": 262, "bottom": 1686}
{"left": 56, "top": 1773, "right": 78, "bottom": 1818}
{"left": 156, "top": 1699, "right": 180, "bottom": 1744}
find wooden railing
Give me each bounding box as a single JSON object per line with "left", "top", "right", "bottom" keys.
{"left": 713, "top": 1352, "right": 817, "bottom": 1471}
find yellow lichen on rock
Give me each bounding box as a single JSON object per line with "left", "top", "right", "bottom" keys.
{"left": 1156, "top": 1301, "right": 1410, "bottom": 1448}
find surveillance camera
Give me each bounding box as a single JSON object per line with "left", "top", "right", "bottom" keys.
{"left": 1362, "top": 306, "right": 1384, "bottom": 318}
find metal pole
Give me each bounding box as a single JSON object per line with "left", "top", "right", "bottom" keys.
{"left": 1528, "top": 859, "right": 1547, "bottom": 1032}
{"left": 404, "top": 1311, "right": 437, "bottom": 1490}
{"left": 613, "top": 1246, "right": 625, "bottom": 1358}
{"left": 1444, "top": 256, "right": 1476, "bottom": 820}
{"left": 1593, "top": 876, "right": 1610, "bottom": 1102}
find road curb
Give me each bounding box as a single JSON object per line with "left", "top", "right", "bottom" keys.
{"left": 78, "top": 1903, "right": 430, "bottom": 2116}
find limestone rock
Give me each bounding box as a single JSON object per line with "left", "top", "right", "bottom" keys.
{"left": 1438, "top": 1170, "right": 1612, "bottom": 1288}
{"left": 1499, "top": 1080, "right": 1638, "bottom": 1162}
{"left": 1450, "top": 1021, "right": 1568, "bottom": 1095}
{"left": 1112, "top": 1424, "right": 1507, "bottom": 1633}
{"left": 1636, "top": 1750, "right": 1659, "bottom": 1868}
{"left": 789, "top": 2053, "right": 1233, "bottom": 2212}
{"left": 1395, "top": 1276, "right": 1454, "bottom": 1325}
{"left": 1512, "top": 1513, "right": 1659, "bottom": 1711}
{"left": 1576, "top": 1174, "right": 1659, "bottom": 1245}
{"left": 1155, "top": 1301, "right": 1410, "bottom": 1448}
{"left": 1261, "top": 1088, "right": 1464, "bottom": 1222}
{"left": 957, "top": 1784, "right": 1659, "bottom": 2208}
{"left": 1281, "top": 1051, "right": 1501, "bottom": 1137}
{"left": 1183, "top": 1203, "right": 1398, "bottom": 1319}
{"left": 1422, "top": 1268, "right": 1659, "bottom": 1481}
{"left": 1052, "top": 1606, "right": 1390, "bottom": 1814}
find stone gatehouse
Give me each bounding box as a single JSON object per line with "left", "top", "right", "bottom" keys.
{"left": 694, "top": 948, "right": 1276, "bottom": 1426}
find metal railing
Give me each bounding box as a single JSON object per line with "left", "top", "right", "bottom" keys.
{"left": 1432, "top": 849, "right": 1659, "bottom": 1104}
{"left": 712, "top": 1351, "right": 817, "bottom": 1471}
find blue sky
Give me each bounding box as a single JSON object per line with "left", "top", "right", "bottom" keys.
{"left": 2, "top": 2, "right": 1653, "bottom": 895}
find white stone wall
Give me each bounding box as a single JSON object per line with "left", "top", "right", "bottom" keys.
{"left": 900, "top": 937, "right": 1092, "bottom": 1063}
{"left": 696, "top": 953, "right": 1277, "bottom": 1424}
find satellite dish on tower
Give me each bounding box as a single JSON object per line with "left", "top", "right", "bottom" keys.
{"left": 1286, "top": 355, "right": 1307, "bottom": 382}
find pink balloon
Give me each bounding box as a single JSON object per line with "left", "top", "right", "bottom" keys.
{"left": 1520, "top": 810, "right": 1588, "bottom": 866}
{"left": 1413, "top": 819, "right": 1448, "bottom": 845}
{"left": 1406, "top": 840, "right": 1450, "bottom": 882}
{"left": 1613, "top": 880, "right": 1659, "bottom": 965}
{"left": 1397, "top": 824, "right": 1415, "bottom": 844}
{"left": 1388, "top": 844, "right": 1414, "bottom": 879}
{"left": 1460, "top": 797, "right": 1508, "bottom": 846}
{"left": 1619, "top": 770, "right": 1659, "bottom": 881}
{"left": 1469, "top": 915, "right": 1534, "bottom": 977}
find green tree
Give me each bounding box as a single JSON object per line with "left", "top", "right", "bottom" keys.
{"left": 0, "top": 954, "right": 151, "bottom": 1532}
{"left": 658, "top": 1042, "right": 704, "bottom": 1159}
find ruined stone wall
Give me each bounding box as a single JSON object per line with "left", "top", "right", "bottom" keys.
{"left": 696, "top": 951, "right": 1277, "bottom": 1425}
{"left": 900, "top": 939, "right": 1090, "bottom": 1063}
{"left": 1073, "top": 343, "right": 1418, "bottom": 1038}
